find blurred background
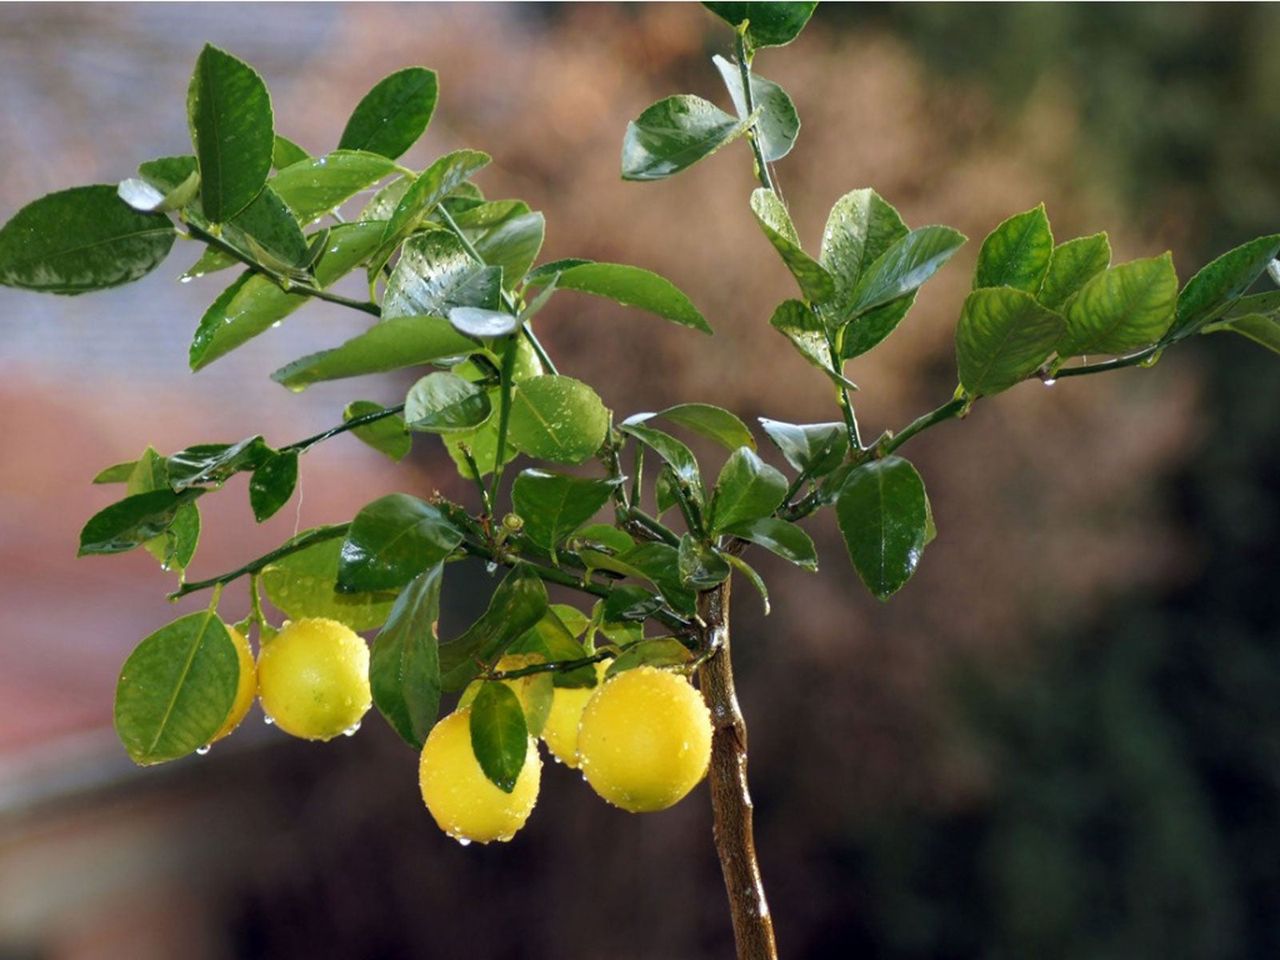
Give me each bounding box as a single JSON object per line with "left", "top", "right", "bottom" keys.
{"left": 1, "top": 3, "right": 1278, "bottom": 958}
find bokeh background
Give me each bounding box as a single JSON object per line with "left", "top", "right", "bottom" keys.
{"left": 1, "top": 3, "right": 1278, "bottom": 958}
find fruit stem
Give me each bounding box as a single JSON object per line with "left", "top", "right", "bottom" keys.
{"left": 697, "top": 567, "right": 779, "bottom": 960}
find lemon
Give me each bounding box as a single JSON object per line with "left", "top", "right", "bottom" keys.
{"left": 257, "top": 618, "right": 371, "bottom": 741}
{"left": 577, "top": 666, "right": 713, "bottom": 813}
{"left": 540, "top": 661, "right": 608, "bottom": 768}
{"left": 211, "top": 625, "right": 256, "bottom": 742}
{"left": 419, "top": 708, "right": 542, "bottom": 843}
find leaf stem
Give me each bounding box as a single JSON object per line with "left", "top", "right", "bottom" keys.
{"left": 875, "top": 396, "right": 968, "bottom": 458}
{"left": 488, "top": 336, "right": 518, "bottom": 507}
{"left": 735, "top": 31, "right": 775, "bottom": 194}
{"left": 626, "top": 508, "right": 682, "bottom": 547}
{"left": 829, "top": 332, "right": 863, "bottom": 450}
{"left": 281, "top": 403, "right": 406, "bottom": 455}
{"left": 168, "top": 524, "right": 350, "bottom": 600}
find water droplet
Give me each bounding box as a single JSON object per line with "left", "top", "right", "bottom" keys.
{"left": 455, "top": 836, "right": 472, "bottom": 847}
{"left": 342, "top": 722, "right": 361, "bottom": 737}
{"left": 485, "top": 561, "right": 498, "bottom": 574}
{"left": 179, "top": 275, "right": 194, "bottom": 284}
{"left": 1041, "top": 377, "right": 1056, "bottom": 387}
{"left": 263, "top": 715, "right": 275, "bottom": 725}
{"left": 196, "top": 744, "right": 211, "bottom": 756}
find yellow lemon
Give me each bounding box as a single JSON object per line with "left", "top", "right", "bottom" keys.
{"left": 257, "top": 618, "right": 371, "bottom": 741}
{"left": 577, "top": 666, "right": 713, "bottom": 812}
{"left": 211, "top": 625, "right": 256, "bottom": 742}
{"left": 419, "top": 708, "right": 542, "bottom": 843}
{"left": 541, "top": 661, "right": 608, "bottom": 768}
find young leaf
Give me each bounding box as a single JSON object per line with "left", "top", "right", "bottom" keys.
{"left": 709, "top": 447, "right": 788, "bottom": 533}
{"left": 404, "top": 372, "right": 492, "bottom": 432}
{"left": 619, "top": 421, "right": 702, "bottom": 490}
{"left": 620, "top": 542, "right": 697, "bottom": 615}
{"left": 272, "top": 134, "right": 310, "bottom": 170}
{"left": 114, "top": 611, "right": 239, "bottom": 765}
{"left": 846, "top": 225, "right": 967, "bottom": 318}
{"left": 1202, "top": 313, "right": 1280, "bottom": 356}
{"left": 758, "top": 418, "right": 847, "bottom": 476}
{"left": 711, "top": 55, "right": 800, "bottom": 162}
{"left": 973, "top": 204, "right": 1054, "bottom": 293}
{"left": 469, "top": 682, "right": 528, "bottom": 792}
{"left": 382, "top": 230, "right": 501, "bottom": 320}
{"left": 724, "top": 552, "right": 771, "bottom": 614}
{"left": 956, "top": 287, "right": 1065, "bottom": 397}
{"left": 1058, "top": 254, "right": 1178, "bottom": 356}
{"left": 606, "top": 638, "right": 694, "bottom": 677}
{"left": 343, "top": 401, "right": 412, "bottom": 461}
{"left": 370, "top": 563, "right": 444, "bottom": 750}
{"left": 621, "top": 94, "right": 752, "bottom": 182}
{"left": 93, "top": 461, "right": 138, "bottom": 484}
{"left": 338, "top": 494, "right": 463, "bottom": 593}
{"left": 0, "top": 186, "right": 175, "bottom": 294}
{"left": 723, "top": 516, "right": 818, "bottom": 571}
{"left": 821, "top": 188, "right": 909, "bottom": 311}
{"left": 249, "top": 450, "right": 298, "bottom": 522}
{"left": 166, "top": 436, "right": 270, "bottom": 489}
{"left": 1169, "top": 234, "right": 1280, "bottom": 340}
{"left": 338, "top": 67, "right": 439, "bottom": 160}
{"left": 1037, "top": 233, "right": 1111, "bottom": 311}
{"left": 219, "top": 185, "right": 310, "bottom": 271}
{"left": 749, "top": 188, "right": 836, "bottom": 302}
{"left": 271, "top": 315, "right": 477, "bottom": 390}
{"left": 702, "top": 1, "right": 819, "bottom": 49}
{"left": 769, "top": 298, "right": 845, "bottom": 377}
{"left": 835, "top": 456, "right": 930, "bottom": 600}
{"left": 838, "top": 294, "right": 919, "bottom": 361}
{"left": 507, "top": 375, "right": 610, "bottom": 464}
{"left": 268, "top": 150, "right": 398, "bottom": 225}
{"left": 372, "top": 148, "right": 491, "bottom": 273}
{"left": 79, "top": 489, "right": 204, "bottom": 556}
{"left": 450, "top": 200, "right": 545, "bottom": 293}
{"left": 677, "top": 535, "right": 731, "bottom": 589}
{"left": 512, "top": 470, "right": 622, "bottom": 553}
{"left": 637, "top": 402, "right": 756, "bottom": 452}
{"left": 187, "top": 44, "right": 274, "bottom": 222}
{"left": 524, "top": 260, "right": 710, "bottom": 333}
{"left": 439, "top": 566, "right": 549, "bottom": 690}
{"left": 260, "top": 532, "right": 398, "bottom": 632}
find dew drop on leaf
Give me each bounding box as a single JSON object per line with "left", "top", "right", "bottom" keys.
{"left": 196, "top": 744, "right": 211, "bottom": 755}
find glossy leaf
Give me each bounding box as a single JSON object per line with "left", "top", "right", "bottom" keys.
{"left": 723, "top": 516, "right": 818, "bottom": 570}
{"left": 621, "top": 94, "right": 752, "bottom": 182}
{"left": 769, "top": 298, "right": 841, "bottom": 376}
{"left": 372, "top": 149, "right": 491, "bottom": 273}
{"left": 451, "top": 200, "right": 545, "bottom": 293}
{"left": 758, "top": 418, "right": 847, "bottom": 476}
{"left": 0, "top": 186, "right": 175, "bottom": 294}
{"left": 620, "top": 541, "right": 696, "bottom": 615}
{"left": 442, "top": 401, "right": 516, "bottom": 480}
{"left": 187, "top": 44, "right": 274, "bottom": 222}
{"left": 404, "top": 372, "right": 491, "bottom": 432}
{"left": 343, "top": 401, "right": 411, "bottom": 461}
{"left": 525, "top": 260, "right": 710, "bottom": 333}
{"left": 974, "top": 204, "right": 1053, "bottom": 293}
{"left": 1170, "top": 234, "right": 1280, "bottom": 339}
{"left": 710, "top": 447, "right": 788, "bottom": 533}
{"left": 269, "top": 150, "right": 397, "bottom": 225}
{"left": 1037, "top": 233, "right": 1111, "bottom": 311}
{"left": 634, "top": 403, "right": 755, "bottom": 451}
{"left": 166, "top": 437, "right": 270, "bottom": 489}
{"left": 114, "top": 612, "right": 239, "bottom": 765}
{"left": 448, "top": 306, "right": 518, "bottom": 338}
{"left": 835, "top": 456, "right": 930, "bottom": 600}
{"left": 382, "top": 230, "right": 501, "bottom": 320}
{"left": 221, "top": 185, "right": 310, "bottom": 271}
{"left": 260, "top": 532, "right": 398, "bottom": 632}
{"left": 338, "top": 67, "right": 439, "bottom": 160}
{"left": 619, "top": 421, "right": 702, "bottom": 490}
{"left": 272, "top": 314, "right": 477, "bottom": 390}
{"left": 119, "top": 160, "right": 198, "bottom": 213}
{"left": 338, "top": 494, "right": 463, "bottom": 593}
{"left": 370, "top": 563, "right": 443, "bottom": 749}
{"left": 79, "top": 488, "right": 203, "bottom": 556}
{"left": 749, "top": 188, "right": 835, "bottom": 302}
{"left": 703, "top": 1, "right": 818, "bottom": 48}
{"left": 507, "top": 375, "right": 610, "bottom": 464}
{"left": 249, "top": 450, "right": 298, "bottom": 522}
{"left": 711, "top": 55, "right": 799, "bottom": 162}
{"left": 838, "top": 294, "right": 918, "bottom": 361}
{"left": 678, "top": 535, "right": 731, "bottom": 589}
{"left": 846, "top": 225, "right": 967, "bottom": 318}
{"left": 1059, "top": 254, "right": 1177, "bottom": 355}
{"left": 93, "top": 461, "right": 138, "bottom": 484}
{"left": 439, "top": 566, "right": 549, "bottom": 690}
{"left": 606, "top": 638, "right": 693, "bottom": 678}
{"left": 508, "top": 608, "right": 595, "bottom": 689}
{"left": 470, "top": 682, "right": 528, "bottom": 792}
{"left": 821, "top": 188, "right": 907, "bottom": 308}
{"left": 725, "top": 552, "right": 771, "bottom": 614}
{"left": 956, "top": 287, "right": 1065, "bottom": 396}
{"left": 1203, "top": 313, "right": 1280, "bottom": 356}
{"left": 272, "top": 134, "right": 310, "bottom": 170}
{"left": 512, "top": 470, "right": 622, "bottom": 552}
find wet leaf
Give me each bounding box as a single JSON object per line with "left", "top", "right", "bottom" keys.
{"left": 711, "top": 55, "right": 800, "bottom": 162}
{"left": 956, "top": 287, "right": 1064, "bottom": 396}
{"left": 338, "top": 494, "right": 463, "bottom": 593}
{"left": 512, "top": 470, "right": 622, "bottom": 552}
{"left": 249, "top": 450, "right": 298, "bottom": 522}
{"left": 370, "top": 563, "right": 443, "bottom": 749}
{"left": 1059, "top": 254, "right": 1177, "bottom": 355}
{"left": 702, "top": 1, "right": 818, "bottom": 48}
{"left": 343, "top": 401, "right": 412, "bottom": 461}
{"left": 525, "top": 260, "right": 710, "bottom": 333}
{"left": 404, "top": 372, "right": 492, "bottom": 432}
{"left": 507, "top": 375, "right": 610, "bottom": 464}
{"left": 1037, "top": 233, "right": 1111, "bottom": 312}
{"left": 749, "top": 188, "right": 835, "bottom": 302}
{"left": 260, "top": 532, "right": 398, "bottom": 632}
{"left": 470, "top": 682, "right": 528, "bottom": 792}
{"left": 621, "top": 94, "right": 752, "bottom": 182}
{"left": 338, "top": 66, "right": 438, "bottom": 160}
{"left": 835, "top": 456, "right": 930, "bottom": 600}
{"left": 974, "top": 204, "right": 1054, "bottom": 293}
{"left": 709, "top": 447, "right": 787, "bottom": 533}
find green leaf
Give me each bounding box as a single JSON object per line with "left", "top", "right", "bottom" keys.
{"left": 260, "top": 532, "right": 398, "bottom": 632}
{"left": 249, "top": 450, "right": 298, "bottom": 522}
{"left": 469, "top": 682, "right": 528, "bottom": 792}
{"left": 508, "top": 608, "right": 595, "bottom": 689}
{"left": 678, "top": 535, "right": 731, "bottom": 589}
{"left": 758, "top": 418, "right": 847, "bottom": 476}
{"left": 272, "top": 314, "right": 477, "bottom": 390}
{"left": 166, "top": 503, "right": 201, "bottom": 573}
{"left": 382, "top": 230, "right": 501, "bottom": 320}
{"left": 507, "top": 375, "right": 610, "bottom": 464}
{"left": 187, "top": 44, "right": 274, "bottom": 222}
{"left": 360, "top": 175, "right": 413, "bottom": 221}
{"left": 710, "top": 447, "right": 788, "bottom": 533}
{"left": 820, "top": 188, "right": 908, "bottom": 311}
{"left": 974, "top": 204, "right": 1053, "bottom": 293}
{"left": 119, "top": 159, "right": 199, "bottom": 213}
{"left": 79, "top": 489, "right": 203, "bottom": 556}
{"left": 404, "top": 372, "right": 491, "bottom": 432}
{"left": 372, "top": 148, "right": 491, "bottom": 274}
{"left": 748, "top": 188, "right": 836, "bottom": 302}
{"left": 166, "top": 437, "right": 270, "bottom": 489}
{"left": 956, "top": 287, "right": 1065, "bottom": 397}
{"left": 451, "top": 200, "right": 545, "bottom": 293}
{"left": 272, "top": 134, "right": 309, "bottom": 170}
{"left": 93, "top": 461, "right": 138, "bottom": 484}
{"left": 338, "top": 494, "right": 463, "bottom": 593}
{"left": 442, "top": 399, "right": 515, "bottom": 479}
{"left": 1058, "top": 254, "right": 1178, "bottom": 356}
{"left": 448, "top": 306, "right": 518, "bottom": 338}
{"left": 846, "top": 225, "right": 967, "bottom": 318}
{"left": 125, "top": 449, "right": 188, "bottom": 571}
{"left": 525, "top": 260, "right": 710, "bottom": 333}
{"left": 723, "top": 516, "right": 818, "bottom": 570}
{"left": 220, "top": 185, "right": 310, "bottom": 271}
{"left": 769, "top": 298, "right": 845, "bottom": 378}
{"left": 602, "top": 585, "right": 665, "bottom": 622}
{"left": 711, "top": 55, "right": 800, "bottom": 162}
{"left": 114, "top": 611, "right": 239, "bottom": 765}
{"left": 1037, "top": 233, "right": 1111, "bottom": 311}
{"left": 190, "top": 220, "right": 384, "bottom": 370}
{"left": 338, "top": 67, "right": 439, "bottom": 160}
{"left": 1169, "top": 234, "right": 1280, "bottom": 340}
{"left": 702, "top": 2, "right": 819, "bottom": 48}
{"left": 621, "top": 94, "right": 752, "bottom": 182}
{"left": 619, "top": 542, "right": 695, "bottom": 614}
{"left": 343, "top": 401, "right": 412, "bottom": 461}
{"left": 724, "top": 552, "right": 770, "bottom": 614}
{"left": 512, "top": 470, "right": 622, "bottom": 552}
{"left": 1202, "top": 313, "right": 1280, "bottom": 356}
{"left": 619, "top": 421, "right": 702, "bottom": 490}
{"left": 838, "top": 294, "right": 918, "bottom": 361}
{"left": 1223, "top": 289, "right": 1280, "bottom": 321}
{"left": 606, "top": 638, "right": 693, "bottom": 677}
{"left": 370, "top": 563, "right": 443, "bottom": 749}
{"left": 639, "top": 403, "right": 755, "bottom": 451}
{"left": 0, "top": 186, "right": 175, "bottom": 294}
{"left": 439, "top": 566, "right": 549, "bottom": 690}
{"left": 835, "top": 456, "right": 930, "bottom": 600}
{"left": 268, "top": 150, "right": 397, "bottom": 226}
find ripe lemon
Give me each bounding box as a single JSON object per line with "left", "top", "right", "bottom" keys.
{"left": 577, "top": 666, "right": 713, "bottom": 812}
{"left": 540, "top": 661, "right": 608, "bottom": 768}
{"left": 211, "top": 625, "right": 256, "bottom": 742}
{"left": 257, "top": 618, "right": 371, "bottom": 741}
{"left": 419, "top": 708, "right": 542, "bottom": 843}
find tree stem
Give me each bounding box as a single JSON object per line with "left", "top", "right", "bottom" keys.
{"left": 698, "top": 573, "right": 778, "bottom": 960}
